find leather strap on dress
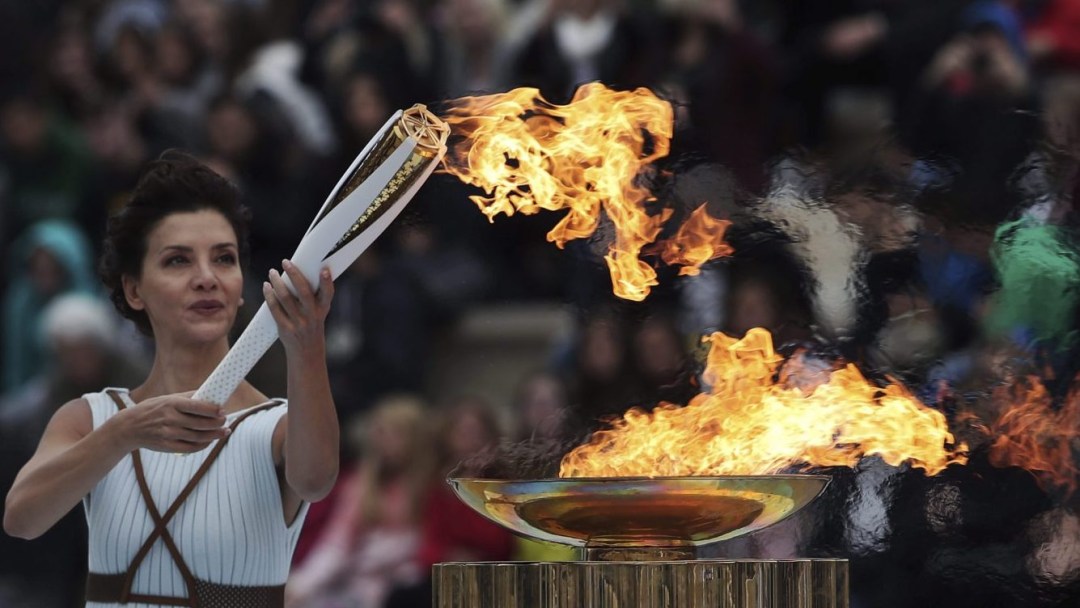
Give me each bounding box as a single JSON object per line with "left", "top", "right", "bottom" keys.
{"left": 85, "top": 573, "right": 285, "bottom": 608}
{"left": 89, "top": 390, "right": 283, "bottom": 607}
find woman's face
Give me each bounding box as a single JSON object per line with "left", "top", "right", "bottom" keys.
{"left": 28, "top": 248, "right": 67, "bottom": 297}
{"left": 157, "top": 27, "right": 194, "bottom": 84}
{"left": 207, "top": 102, "right": 257, "bottom": 162}
{"left": 520, "top": 376, "right": 566, "bottom": 439}
{"left": 373, "top": 419, "right": 414, "bottom": 468}
{"left": 580, "top": 320, "right": 623, "bottom": 381}
{"left": 728, "top": 279, "right": 779, "bottom": 337}
{"left": 344, "top": 74, "right": 390, "bottom": 141}
{"left": 634, "top": 321, "right": 684, "bottom": 381}
{"left": 125, "top": 210, "right": 243, "bottom": 345}
{"left": 447, "top": 410, "right": 495, "bottom": 461}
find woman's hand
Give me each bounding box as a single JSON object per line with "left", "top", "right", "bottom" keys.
{"left": 266, "top": 259, "right": 339, "bottom": 504}
{"left": 264, "top": 260, "right": 334, "bottom": 356}
{"left": 112, "top": 393, "right": 228, "bottom": 454}
{"left": 5, "top": 394, "right": 224, "bottom": 539}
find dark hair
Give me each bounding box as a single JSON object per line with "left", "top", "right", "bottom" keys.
{"left": 99, "top": 150, "right": 251, "bottom": 335}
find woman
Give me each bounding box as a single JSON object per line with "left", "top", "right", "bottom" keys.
{"left": 288, "top": 394, "right": 432, "bottom": 608}
{"left": 3, "top": 152, "right": 339, "bottom": 607}
{"left": 415, "top": 396, "right": 513, "bottom": 569}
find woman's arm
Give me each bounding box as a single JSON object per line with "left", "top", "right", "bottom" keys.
{"left": 4, "top": 395, "right": 227, "bottom": 539}
{"left": 266, "top": 261, "right": 339, "bottom": 504}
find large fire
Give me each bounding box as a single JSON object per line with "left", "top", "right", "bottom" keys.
{"left": 966, "top": 378, "right": 1080, "bottom": 496}
{"left": 440, "top": 83, "right": 731, "bottom": 301}
{"left": 437, "top": 84, "right": 1077, "bottom": 491}
{"left": 560, "top": 328, "right": 969, "bottom": 478}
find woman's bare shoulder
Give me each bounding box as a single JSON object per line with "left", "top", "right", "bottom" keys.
{"left": 48, "top": 397, "right": 94, "bottom": 438}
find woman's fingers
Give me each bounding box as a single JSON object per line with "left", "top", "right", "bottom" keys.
{"left": 262, "top": 281, "right": 285, "bottom": 322}
{"left": 174, "top": 399, "right": 223, "bottom": 420}
{"left": 315, "top": 267, "right": 334, "bottom": 314}
{"left": 171, "top": 426, "right": 228, "bottom": 444}
{"left": 128, "top": 395, "right": 232, "bottom": 453}
{"left": 178, "top": 411, "right": 227, "bottom": 431}
{"left": 268, "top": 268, "right": 302, "bottom": 319}
{"left": 270, "top": 261, "right": 333, "bottom": 322}
{"left": 282, "top": 260, "right": 318, "bottom": 310}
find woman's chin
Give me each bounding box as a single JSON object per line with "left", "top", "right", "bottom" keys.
{"left": 179, "top": 318, "right": 235, "bottom": 346}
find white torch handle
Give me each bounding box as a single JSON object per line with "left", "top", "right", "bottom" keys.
{"left": 194, "top": 304, "right": 279, "bottom": 405}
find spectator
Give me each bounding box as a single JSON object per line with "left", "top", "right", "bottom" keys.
{"left": 721, "top": 254, "right": 814, "bottom": 347}
{"left": 416, "top": 399, "right": 514, "bottom": 561}
{"left": 434, "top": 0, "right": 514, "bottom": 97}
{"left": 319, "top": 188, "right": 490, "bottom": 411}
{"left": 630, "top": 314, "right": 697, "bottom": 407}
{"left": 2, "top": 220, "right": 97, "bottom": 393}
{"left": 567, "top": 311, "right": 639, "bottom": 427}
{"left": 0, "top": 294, "right": 145, "bottom": 436}
{"left": 372, "top": 0, "right": 441, "bottom": 101}
{"left": 333, "top": 65, "right": 403, "bottom": 170}
{"left": 80, "top": 103, "right": 152, "bottom": 245}
{"left": 775, "top": 0, "right": 892, "bottom": 146}
{"left": 659, "top": 0, "right": 779, "bottom": 192}
{"left": 288, "top": 395, "right": 434, "bottom": 608}
{"left": 46, "top": 9, "right": 106, "bottom": 123}
{"left": 903, "top": 1, "right": 1041, "bottom": 227}
{"left": 512, "top": 0, "right": 661, "bottom": 102}
{"left": 0, "top": 88, "right": 94, "bottom": 248}
{"left": 0, "top": 294, "right": 143, "bottom": 608}
{"left": 385, "top": 396, "right": 514, "bottom": 607}
{"left": 234, "top": 38, "right": 337, "bottom": 157}
{"left": 1041, "top": 75, "right": 1080, "bottom": 153}
{"left": 1025, "top": 0, "right": 1080, "bottom": 72}
{"left": 303, "top": 0, "right": 437, "bottom": 105}
{"left": 173, "top": 0, "right": 248, "bottom": 78}
{"left": 507, "top": 371, "right": 578, "bottom": 562}
{"left": 513, "top": 370, "right": 569, "bottom": 442}
{"left": 147, "top": 19, "right": 226, "bottom": 149}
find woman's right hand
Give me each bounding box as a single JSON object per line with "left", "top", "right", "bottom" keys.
{"left": 111, "top": 394, "right": 230, "bottom": 453}
{"left": 5, "top": 394, "right": 228, "bottom": 539}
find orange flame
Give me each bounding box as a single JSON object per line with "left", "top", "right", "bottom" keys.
{"left": 559, "top": 328, "right": 968, "bottom": 478}
{"left": 978, "top": 378, "right": 1080, "bottom": 496}
{"left": 440, "top": 83, "right": 730, "bottom": 301}
{"left": 659, "top": 204, "right": 734, "bottom": 276}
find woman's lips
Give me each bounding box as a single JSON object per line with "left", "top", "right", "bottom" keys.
{"left": 190, "top": 300, "right": 225, "bottom": 315}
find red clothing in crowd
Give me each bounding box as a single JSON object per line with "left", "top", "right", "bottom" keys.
{"left": 291, "top": 463, "right": 354, "bottom": 567}
{"left": 416, "top": 482, "right": 515, "bottom": 570}
{"left": 1028, "top": 0, "right": 1080, "bottom": 69}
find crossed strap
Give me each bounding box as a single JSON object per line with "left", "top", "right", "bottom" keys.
{"left": 103, "top": 390, "right": 280, "bottom": 607}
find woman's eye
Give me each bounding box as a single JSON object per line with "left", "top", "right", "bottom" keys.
{"left": 217, "top": 254, "right": 237, "bottom": 265}
{"left": 165, "top": 255, "right": 188, "bottom": 266}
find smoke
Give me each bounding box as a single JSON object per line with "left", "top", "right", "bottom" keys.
{"left": 452, "top": 435, "right": 589, "bottom": 480}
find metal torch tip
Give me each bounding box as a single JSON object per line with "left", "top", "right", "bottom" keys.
{"left": 399, "top": 104, "right": 450, "bottom": 155}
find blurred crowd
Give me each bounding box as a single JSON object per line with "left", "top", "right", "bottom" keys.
{"left": 1, "top": 0, "right": 1079, "bottom": 606}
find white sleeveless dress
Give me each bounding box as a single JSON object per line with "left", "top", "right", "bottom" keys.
{"left": 82, "top": 388, "right": 309, "bottom": 608}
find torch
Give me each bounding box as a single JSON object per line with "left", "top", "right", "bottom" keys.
{"left": 193, "top": 105, "right": 450, "bottom": 405}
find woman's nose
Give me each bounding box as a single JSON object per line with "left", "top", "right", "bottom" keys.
{"left": 192, "top": 260, "right": 219, "bottom": 290}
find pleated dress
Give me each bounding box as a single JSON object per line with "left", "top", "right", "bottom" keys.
{"left": 81, "top": 388, "right": 309, "bottom": 608}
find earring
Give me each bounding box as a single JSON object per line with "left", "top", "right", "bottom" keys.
{"left": 239, "top": 298, "right": 246, "bottom": 307}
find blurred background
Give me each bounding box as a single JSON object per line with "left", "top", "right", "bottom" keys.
{"left": 0, "top": 0, "right": 1078, "bottom": 606}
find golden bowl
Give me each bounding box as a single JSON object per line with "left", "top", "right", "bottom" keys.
{"left": 448, "top": 476, "right": 828, "bottom": 560}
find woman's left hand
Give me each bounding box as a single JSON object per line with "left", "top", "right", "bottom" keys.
{"left": 264, "top": 259, "right": 334, "bottom": 356}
